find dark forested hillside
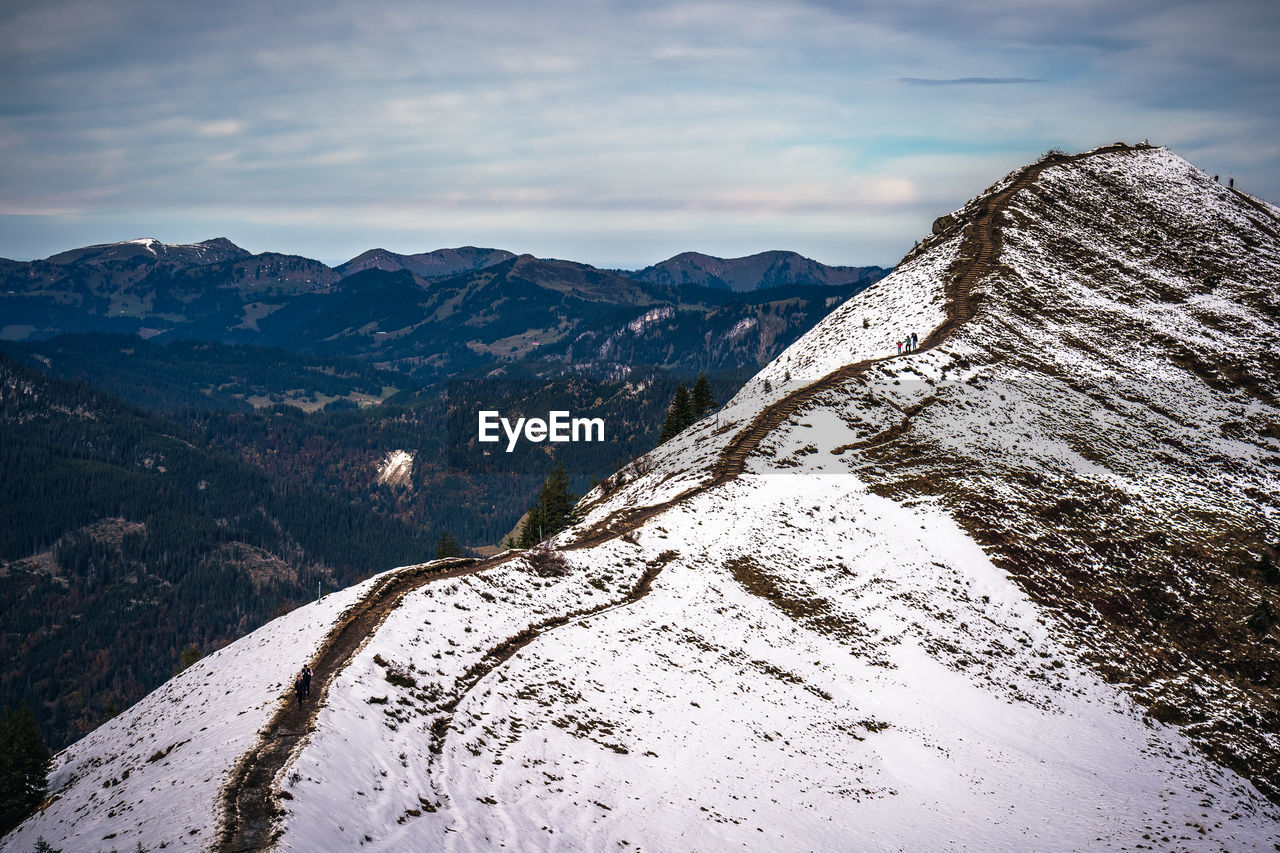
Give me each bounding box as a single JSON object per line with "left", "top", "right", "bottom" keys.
{"left": 184, "top": 368, "right": 747, "bottom": 547}
{"left": 0, "top": 354, "right": 432, "bottom": 749}
{"left": 3, "top": 334, "right": 410, "bottom": 415}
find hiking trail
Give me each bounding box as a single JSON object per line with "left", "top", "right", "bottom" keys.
{"left": 215, "top": 143, "right": 1137, "bottom": 852}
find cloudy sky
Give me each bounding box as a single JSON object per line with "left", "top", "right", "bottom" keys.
{"left": 2, "top": 0, "right": 1277, "bottom": 268}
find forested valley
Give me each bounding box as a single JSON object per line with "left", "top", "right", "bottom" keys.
{"left": 0, "top": 354, "right": 432, "bottom": 749}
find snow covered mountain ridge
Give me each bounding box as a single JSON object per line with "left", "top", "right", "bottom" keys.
{"left": 5, "top": 143, "right": 1279, "bottom": 852}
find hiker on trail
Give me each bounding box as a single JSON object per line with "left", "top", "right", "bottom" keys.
{"left": 896, "top": 340, "right": 903, "bottom": 354}
{"left": 1229, "top": 175, "right": 1234, "bottom": 189}
{"left": 911, "top": 332, "right": 918, "bottom": 350}
{"left": 302, "top": 666, "right": 312, "bottom": 699}
{"left": 1214, "top": 174, "right": 1219, "bottom": 183}
{"left": 294, "top": 673, "right": 305, "bottom": 707}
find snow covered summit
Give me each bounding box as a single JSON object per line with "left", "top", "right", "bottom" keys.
{"left": 6, "top": 144, "right": 1279, "bottom": 852}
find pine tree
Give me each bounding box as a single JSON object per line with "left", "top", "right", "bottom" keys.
{"left": 0, "top": 704, "right": 49, "bottom": 836}
{"left": 659, "top": 383, "right": 695, "bottom": 443}
{"left": 675, "top": 383, "right": 694, "bottom": 427}
{"left": 691, "top": 372, "right": 714, "bottom": 415}
{"left": 435, "top": 532, "right": 461, "bottom": 559}
{"left": 178, "top": 646, "right": 204, "bottom": 672}
{"left": 518, "top": 464, "right": 576, "bottom": 548}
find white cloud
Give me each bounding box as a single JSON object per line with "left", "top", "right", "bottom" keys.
{"left": 0, "top": 0, "right": 1277, "bottom": 264}
{"left": 196, "top": 119, "right": 244, "bottom": 138}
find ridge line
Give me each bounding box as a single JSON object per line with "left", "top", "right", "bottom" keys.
{"left": 214, "top": 142, "right": 1138, "bottom": 852}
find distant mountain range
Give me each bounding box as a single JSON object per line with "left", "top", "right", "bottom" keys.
{"left": 0, "top": 239, "right": 888, "bottom": 380}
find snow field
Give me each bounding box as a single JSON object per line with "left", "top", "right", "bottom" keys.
{"left": 279, "top": 474, "right": 1279, "bottom": 851}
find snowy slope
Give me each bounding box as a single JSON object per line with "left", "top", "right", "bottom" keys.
{"left": 821, "top": 147, "right": 1280, "bottom": 800}
{"left": 1, "top": 576, "right": 381, "bottom": 853}
{"left": 275, "top": 475, "right": 1278, "bottom": 851}
{"left": 268, "top": 145, "right": 1280, "bottom": 850}
{"left": 7, "top": 144, "right": 1279, "bottom": 852}
{"left": 572, "top": 224, "right": 962, "bottom": 528}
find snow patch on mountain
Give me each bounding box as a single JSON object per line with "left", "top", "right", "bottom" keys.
{"left": 124, "top": 238, "right": 160, "bottom": 254}
{"left": 376, "top": 450, "right": 415, "bottom": 488}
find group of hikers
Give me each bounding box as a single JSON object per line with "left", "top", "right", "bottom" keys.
{"left": 293, "top": 666, "right": 313, "bottom": 707}
{"left": 896, "top": 332, "right": 919, "bottom": 355}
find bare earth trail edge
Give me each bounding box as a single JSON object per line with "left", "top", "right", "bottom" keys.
{"left": 216, "top": 144, "right": 1137, "bottom": 852}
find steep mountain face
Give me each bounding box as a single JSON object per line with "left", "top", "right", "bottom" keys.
{"left": 334, "top": 246, "right": 516, "bottom": 279}
{"left": 8, "top": 144, "right": 1279, "bottom": 852}
{"left": 630, "top": 249, "right": 886, "bottom": 291}
{"left": 580, "top": 144, "right": 1280, "bottom": 793}
{"left": 581, "top": 144, "right": 1280, "bottom": 801}
{"left": 853, "top": 147, "right": 1280, "bottom": 800}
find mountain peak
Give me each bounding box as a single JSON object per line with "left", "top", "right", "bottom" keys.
{"left": 41, "top": 236, "right": 251, "bottom": 266}
{"left": 631, "top": 249, "right": 886, "bottom": 291}
{"left": 335, "top": 246, "right": 516, "bottom": 279}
